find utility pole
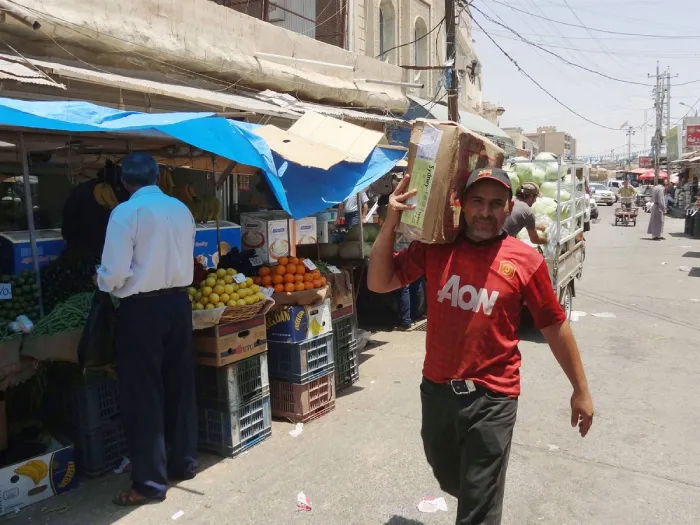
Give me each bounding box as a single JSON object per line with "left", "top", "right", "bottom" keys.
{"left": 643, "top": 108, "right": 648, "bottom": 149}
{"left": 445, "top": 0, "right": 459, "bottom": 122}
{"left": 648, "top": 62, "right": 665, "bottom": 185}
{"left": 626, "top": 126, "right": 635, "bottom": 170}
{"left": 666, "top": 66, "right": 671, "bottom": 135}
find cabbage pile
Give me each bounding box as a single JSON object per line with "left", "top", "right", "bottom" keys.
{"left": 540, "top": 182, "right": 571, "bottom": 202}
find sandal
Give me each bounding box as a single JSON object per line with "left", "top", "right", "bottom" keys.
{"left": 113, "top": 488, "right": 159, "bottom": 507}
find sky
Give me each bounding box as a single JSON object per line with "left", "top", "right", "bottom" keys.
{"left": 470, "top": 0, "right": 700, "bottom": 158}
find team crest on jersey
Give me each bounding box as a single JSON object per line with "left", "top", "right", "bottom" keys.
{"left": 498, "top": 260, "right": 517, "bottom": 279}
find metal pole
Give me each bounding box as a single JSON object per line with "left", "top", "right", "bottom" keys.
{"left": 445, "top": 0, "right": 459, "bottom": 122}
{"left": 666, "top": 67, "right": 671, "bottom": 135}
{"left": 643, "top": 109, "right": 647, "bottom": 149}
{"left": 357, "top": 193, "right": 365, "bottom": 259}
{"left": 19, "top": 134, "right": 44, "bottom": 318}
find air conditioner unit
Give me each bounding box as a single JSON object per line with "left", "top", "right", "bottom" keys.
{"left": 268, "top": 0, "right": 286, "bottom": 22}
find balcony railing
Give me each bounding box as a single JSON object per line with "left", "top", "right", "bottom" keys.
{"left": 211, "top": 0, "right": 346, "bottom": 49}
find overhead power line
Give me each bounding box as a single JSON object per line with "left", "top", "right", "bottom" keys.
{"left": 482, "top": 0, "right": 700, "bottom": 38}
{"left": 376, "top": 16, "right": 445, "bottom": 59}
{"left": 471, "top": 4, "right": 651, "bottom": 86}
{"left": 466, "top": 11, "right": 620, "bottom": 130}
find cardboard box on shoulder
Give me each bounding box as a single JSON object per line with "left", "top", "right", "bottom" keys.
{"left": 399, "top": 120, "right": 504, "bottom": 244}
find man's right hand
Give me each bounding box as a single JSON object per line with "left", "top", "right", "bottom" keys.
{"left": 387, "top": 175, "right": 417, "bottom": 225}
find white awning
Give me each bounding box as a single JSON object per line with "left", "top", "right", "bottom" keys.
{"left": 0, "top": 55, "right": 64, "bottom": 89}
{"left": 0, "top": 54, "right": 300, "bottom": 120}
{"left": 408, "top": 95, "right": 511, "bottom": 141}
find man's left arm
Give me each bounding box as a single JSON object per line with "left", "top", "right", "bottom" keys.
{"left": 97, "top": 211, "right": 135, "bottom": 294}
{"left": 523, "top": 261, "right": 594, "bottom": 437}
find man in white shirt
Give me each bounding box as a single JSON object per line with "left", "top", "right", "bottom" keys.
{"left": 339, "top": 190, "right": 369, "bottom": 226}
{"left": 97, "top": 153, "right": 197, "bottom": 506}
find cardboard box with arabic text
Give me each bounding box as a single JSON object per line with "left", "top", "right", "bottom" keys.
{"left": 399, "top": 120, "right": 504, "bottom": 244}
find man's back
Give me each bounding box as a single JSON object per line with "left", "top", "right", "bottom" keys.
{"left": 98, "top": 186, "right": 195, "bottom": 297}
{"left": 502, "top": 199, "right": 535, "bottom": 236}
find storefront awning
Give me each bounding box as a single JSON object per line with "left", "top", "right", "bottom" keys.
{"left": 0, "top": 55, "right": 65, "bottom": 89}
{"left": 0, "top": 97, "right": 404, "bottom": 219}
{"left": 407, "top": 95, "right": 512, "bottom": 141}
{"left": 0, "top": 54, "right": 300, "bottom": 121}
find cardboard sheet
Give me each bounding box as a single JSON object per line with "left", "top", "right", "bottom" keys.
{"left": 254, "top": 111, "right": 384, "bottom": 170}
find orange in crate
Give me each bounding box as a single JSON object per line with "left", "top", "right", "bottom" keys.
{"left": 289, "top": 257, "right": 299, "bottom": 265}
{"left": 294, "top": 282, "right": 305, "bottom": 292}
{"left": 302, "top": 273, "right": 313, "bottom": 282}
{"left": 258, "top": 267, "right": 271, "bottom": 277}
{"left": 284, "top": 282, "right": 296, "bottom": 292}
{"left": 278, "top": 256, "right": 289, "bottom": 266}
{"left": 295, "top": 265, "right": 306, "bottom": 275}
{"left": 283, "top": 273, "right": 295, "bottom": 284}
{"left": 262, "top": 275, "right": 273, "bottom": 286}
{"left": 274, "top": 284, "right": 285, "bottom": 293}
{"left": 269, "top": 372, "right": 336, "bottom": 423}
{"left": 304, "top": 281, "right": 314, "bottom": 290}
{"left": 274, "top": 265, "right": 287, "bottom": 276}
{"left": 272, "top": 275, "right": 284, "bottom": 285}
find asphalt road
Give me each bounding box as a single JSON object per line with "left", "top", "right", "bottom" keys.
{"left": 19, "top": 205, "right": 700, "bottom": 525}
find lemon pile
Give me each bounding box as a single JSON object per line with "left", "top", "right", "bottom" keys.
{"left": 189, "top": 268, "right": 265, "bottom": 310}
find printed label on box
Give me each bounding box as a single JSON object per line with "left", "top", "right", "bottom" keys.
{"left": 402, "top": 127, "right": 443, "bottom": 228}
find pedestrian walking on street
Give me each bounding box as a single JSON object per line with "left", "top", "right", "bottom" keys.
{"left": 647, "top": 179, "right": 667, "bottom": 240}
{"left": 368, "top": 168, "right": 594, "bottom": 525}
{"left": 96, "top": 153, "right": 198, "bottom": 506}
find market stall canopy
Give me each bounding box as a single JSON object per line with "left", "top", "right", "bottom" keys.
{"left": 636, "top": 170, "right": 668, "bottom": 180}
{"left": 406, "top": 96, "right": 512, "bottom": 142}
{"left": 0, "top": 98, "right": 405, "bottom": 219}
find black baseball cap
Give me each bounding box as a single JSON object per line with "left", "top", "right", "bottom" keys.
{"left": 461, "top": 168, "right": 512, "bottom": 195}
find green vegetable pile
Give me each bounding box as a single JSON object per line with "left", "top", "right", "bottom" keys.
{"left": 29, "top": 292, "right": 93, "bottom": 337}
{"left": 0, "top": 269, "right": 41, "bottom": 325}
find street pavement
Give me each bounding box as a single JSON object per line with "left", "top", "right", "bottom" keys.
{"left": 20, "top": 205, "right": 700, "bottom": 525}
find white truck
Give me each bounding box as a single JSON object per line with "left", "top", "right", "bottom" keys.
{"left": 505, "top": 158, "right": 587, "bottom": 319}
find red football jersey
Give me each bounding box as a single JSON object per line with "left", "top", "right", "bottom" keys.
{"left": 394, "top": 233, "right": 566, "bottom": 396}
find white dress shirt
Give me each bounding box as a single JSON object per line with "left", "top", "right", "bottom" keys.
{"left": 97, "top": 186, "right": 195, "bottom": 298}
{"left": 343, "top": 191, "right": 368, "bottom": 213}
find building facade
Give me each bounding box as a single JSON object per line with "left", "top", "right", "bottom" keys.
{"left": 502, "top": 127, "right": 539, "bottom": 158}
{"left": 524, "top": 126, "right": 577, "bottom": 158}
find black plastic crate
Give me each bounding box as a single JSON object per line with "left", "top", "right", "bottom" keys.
{"left": 334, "top": 341, "right": 359, "bottom": 392}
{"left": 69, "top": 417, "right": 127, "bottom": 477}
{"left": 331, "top": 315, "right": 356, "bottom": 353}
{"left": 196, "top": 352, "right": 269, "bottom": 410}
{"left": 46, "top": 371, "right": 120, "bottom": 430}
{"left": 198, "top": 394, "right": 272, "bottom": 458}
{"left": 267, "top": 334, "right": 335, "bottom": 384}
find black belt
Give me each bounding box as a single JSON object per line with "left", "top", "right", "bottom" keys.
{"left": 125, "top": 287, "right": 187, "bottom": 299}
{"left": 423, "top": 377, "right": 510, "bottom": 398}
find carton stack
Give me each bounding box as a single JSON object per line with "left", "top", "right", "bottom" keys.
{"left": 266, "top": 299, "right": 336, "bottom": 423}
{"left": 193, "top": 314, "right": 272, "bottom": 457}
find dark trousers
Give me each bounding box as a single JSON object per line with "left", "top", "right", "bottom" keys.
{"left": 398, "top": 278, "right": 423, "bottom": 328}
{"left": 116, "top": 291, "right": 198, "bottom": 499}
{"left": 420, "top": 378, "right": 518, "bottom": 525}
{"left": 345, "top": 211, "right": 359, "bottom": 226}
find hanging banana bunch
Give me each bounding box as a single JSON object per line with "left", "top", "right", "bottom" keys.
{"left": 157, "top": 167, "right": 175, "bottom": 196}
{"left": 93, "top": 182, "right": 119, "bottom": 210}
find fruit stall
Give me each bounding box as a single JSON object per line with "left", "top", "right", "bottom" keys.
{"left": 0, "top": 97, "right": 404, "bottom": 516}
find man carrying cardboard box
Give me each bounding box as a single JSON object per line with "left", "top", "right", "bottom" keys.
{"left": 368, "top": 168, "right": 594, "bottom": 524}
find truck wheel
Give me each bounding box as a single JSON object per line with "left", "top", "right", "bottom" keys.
{"left": 560, "top": 284, "right": 573, "bottom": 320}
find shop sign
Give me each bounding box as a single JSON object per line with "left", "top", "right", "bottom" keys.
{"left": 686, "top": 125, "right": 700, "bottom": 147}
{"left": 638, "top": 156, "right": 652, "bottom": 168}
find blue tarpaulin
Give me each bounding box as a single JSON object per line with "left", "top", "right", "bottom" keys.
{"left": 0, "top": 98, "right": 405, "bottom": 218}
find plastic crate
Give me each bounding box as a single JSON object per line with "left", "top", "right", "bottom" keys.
{"left": 198, "top": 394, "right": 272, "bottom": 457}
{"left": 267, "top": 334, "right": 335, "bottom": 384}
{"left": 270, "top": 372, "right": 336, "bottom": 423}
{"left": 47, "top": 372, "right": 120, "bottom": 430}
{"left": 69, "top": 418, "right": 127, "bottom": 477}
{"left": 196, "top": 352, "right": 270, "bottom": 410}
{"left": 331, "top": 315, "right": 356, "bottom": 353}
{"left": 334, "top": 341, "right": 359, "bottom": 392}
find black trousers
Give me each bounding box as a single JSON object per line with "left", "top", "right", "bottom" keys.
{"left": 420, "top": 378, "right": 518, "bottom": 525}
{"left": 116, "top": 291, "right": 198, "bottom": 499}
